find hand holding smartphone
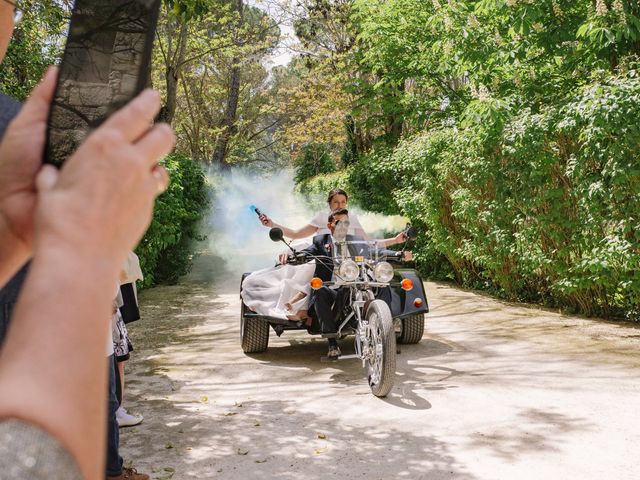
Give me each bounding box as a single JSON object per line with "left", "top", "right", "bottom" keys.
{"left": 44, "top": 0, "right": 161, "bottom": 167}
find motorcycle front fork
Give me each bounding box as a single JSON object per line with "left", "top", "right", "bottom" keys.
{"left": 351, "top": 299, "right": 372, "bottom": 368}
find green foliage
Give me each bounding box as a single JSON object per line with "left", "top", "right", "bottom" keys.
{"left": 291, "top": 0, "right": 640, "bottom": 320}
{"left": 294, "top": 144, "right": 337, "bottom": 184}
{"left": 354, "top": 74, "right": 640, "bottom": 319}
{"left": 136, "top": 153, "right": 210, "bottom": 287}
{"left": 340, "top": 116, "right": 358, "bottom": 167}
{"left": 296, "top": 170, "right": 349, "bottom": 198}
{"left": 0, "top": 0, "right": 68, "bottom": 100}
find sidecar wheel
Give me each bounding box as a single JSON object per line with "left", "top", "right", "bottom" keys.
{"left": 398, "top": 314, "right": 425, "bottom": 344}
{"left": 365, "top": 300, "right": 396, "bottom": 397}
{"left": 241, "top": 303, "right": 269, "bottom": 353}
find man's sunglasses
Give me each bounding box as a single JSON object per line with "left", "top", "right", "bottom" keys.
{"left": 3, "top": 0, "right": 23, "bottom": 24}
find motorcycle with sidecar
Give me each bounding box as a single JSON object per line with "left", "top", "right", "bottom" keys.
{"left": 239, "top": 226, "right": 429, "bottom": 397}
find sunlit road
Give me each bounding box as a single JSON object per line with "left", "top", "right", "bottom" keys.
{"left": 121, "top": 249, "right": 640, "bottom": 480}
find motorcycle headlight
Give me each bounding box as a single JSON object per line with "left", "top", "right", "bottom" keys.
{"left": 338, "top": 259, "right": 360, "bottom": 282}
{"left": 374, "top": 262, "right": 394, "bottom": 283}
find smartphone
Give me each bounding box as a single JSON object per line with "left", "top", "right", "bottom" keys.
{"left": 44, "top": 0, "right": 161, "bottom": 167}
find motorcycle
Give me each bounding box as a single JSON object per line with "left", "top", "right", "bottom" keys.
{"left": 239, "top": 225, "right": 429, "bottom": 397}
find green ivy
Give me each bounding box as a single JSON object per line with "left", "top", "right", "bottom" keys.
{"left": 346, "top": 73, "right": 640, "bottom": 320}
{"left": 136, "top": 153, "right": 210, "bottom": 287}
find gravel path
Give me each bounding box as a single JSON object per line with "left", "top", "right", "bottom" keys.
{"left": 120, "top": 250, "right": 640, "bottom": 480}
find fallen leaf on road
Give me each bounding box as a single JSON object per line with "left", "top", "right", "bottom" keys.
{"left": 200, "top": 395, "right": 209, "bottom": 404}
{"left": 165, "top": 442, "right": 174, "bottom": 449}
{"left": 314, "top": 448, "right": 327, "bottom": 455}
{"left": 255, "top": 459, "right": 267, "bottom": 464}
{"left": 254, "top": 421, "right": 261, "bottom": 427}
{"left": 237, "top": 448, "right": 249, "bottom": 455}
{"left": 223, "top": 412, "right": 237, "bottom": 417}
{"left": 317, "top": 433, "right": 327, "bottom": 440}
{"left": 235, "top": 402, "right": 243, "bottom": 407}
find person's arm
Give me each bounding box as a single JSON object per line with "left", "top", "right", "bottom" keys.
{"left": 278, "top": 223, "right": 318, "bottom": 240}
{"left": 0, "top": 247, "right": 118, "bottom": 479}
{"left": 0, "top": 75, "right": 174, "bottom": 480}
{"left": 377, "top": 231, "right": 408, "bottom": 248}
{"left": 259, "top": 213, "right": 318, "bottom": 240}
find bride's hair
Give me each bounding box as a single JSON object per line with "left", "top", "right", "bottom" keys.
{"left": 327, "top": 188, "right": 348, "bottom": 203}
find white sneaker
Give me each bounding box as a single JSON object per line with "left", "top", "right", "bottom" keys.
{"left": 116, "top": 406, "right": 143, "bottom": 428}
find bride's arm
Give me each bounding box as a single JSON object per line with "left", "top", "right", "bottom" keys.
{"left": 274, "top": 223, "right": 317, "bottom": 240}
{"left": 259, "top": 214, "right": 318, "bottom": 240}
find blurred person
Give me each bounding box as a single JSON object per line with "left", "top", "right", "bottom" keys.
{"left": 0, "top": 76, "right": 173, "bottom": 479}
{"left": 0, "top": 0, "right": 24, "bottom": 348}
{"left": 0, "top": 12, "right": 175, "bottom": 478}
{"left": 115, "top": 252, "right": 144, "bottom": 428}
{"left": 107, "top": 288, "right": 147, "bottom": 480}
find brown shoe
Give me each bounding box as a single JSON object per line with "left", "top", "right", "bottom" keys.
{"left": 107, "top": 467, "right": 150, "bottom": 480}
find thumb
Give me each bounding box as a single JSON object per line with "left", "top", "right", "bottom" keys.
{"left": 36, "top": 165, "right": 59, "bottom": 192}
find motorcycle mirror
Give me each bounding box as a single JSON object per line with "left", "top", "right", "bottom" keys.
{"left": 269, "top": 227, "right": 284, "bottom": 242}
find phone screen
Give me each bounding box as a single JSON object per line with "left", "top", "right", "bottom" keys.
{"left": 44, "top": 0, "right": 161, "bottom": 167}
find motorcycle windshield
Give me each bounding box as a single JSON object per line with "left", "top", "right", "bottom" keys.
{"left": 334, "top": 236, "right": 379, "bottom": 261}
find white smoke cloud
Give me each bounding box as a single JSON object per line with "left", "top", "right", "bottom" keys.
{"left": 203, "top": 168, "right": 408, "bottom": 275}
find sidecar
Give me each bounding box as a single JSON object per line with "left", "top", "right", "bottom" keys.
{"left": 239, "top": 267, "right": 429, "bottom": 354}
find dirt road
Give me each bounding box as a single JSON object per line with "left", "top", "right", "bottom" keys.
{"left": 121, "top": 251, "right": 640, "bottom": 480}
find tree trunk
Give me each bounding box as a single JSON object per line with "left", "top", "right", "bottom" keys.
{"left": 211, "top": 0, "right": 243, "bottom": 169}
{"left": 385, "top": 81, "right": 405, "bottom": 146}
{"left": 158, "top": 20, "right": 188, "bottom": 124}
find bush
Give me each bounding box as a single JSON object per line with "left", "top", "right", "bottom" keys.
{"left": 296, "top": 170, "right": 349, "bottom": 197}
{"left": 294, "top": 144, "right": 337, "bottom": 184}
{"left": 376, "top": 74, "right": 640, "bottom": 319}
{"left": 135, "top": 153, "right": 210, "bottom": 287}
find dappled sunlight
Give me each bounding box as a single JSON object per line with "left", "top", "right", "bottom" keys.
{"left": 119, "top": 248, "right": 640, "bottom": 479}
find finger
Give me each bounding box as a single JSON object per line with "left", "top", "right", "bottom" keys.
{"left": 134, "top": 123, "right": 176, "bottom": 166}
{"left": 35, "top": 165, "right": 59, "bottom": 192}
{"left": 10, "top": 67, "right": 58, "bottom": 129}
{"left": 100, "top": 89, "right": 162, "bottom": 143}
{"left": 151, "top": 165, "right": 170, "bottom": 195}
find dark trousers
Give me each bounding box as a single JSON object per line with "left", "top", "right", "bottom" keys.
{"left": 107, "top": 354, "right": 123, "bottom": 477}
{"left": 311, "top": 287, "right": 348, "bottom": 347}
{"left": 114, "top": 357, "right": 123, "bottom": 406}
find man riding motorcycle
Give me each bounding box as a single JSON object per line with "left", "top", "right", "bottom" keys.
{"left": 281, "top": 208, "right": 412, "bottom": 358}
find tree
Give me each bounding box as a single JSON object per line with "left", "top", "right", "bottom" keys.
{"left": 212, "top": 0, "right": 244, "bottom": 168}
{"left": 0, "top": 0, "right": 70, "bottom": 100}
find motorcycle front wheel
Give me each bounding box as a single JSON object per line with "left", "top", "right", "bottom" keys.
{"left": 365, "top": 299, "right": 396, "bottom": 397}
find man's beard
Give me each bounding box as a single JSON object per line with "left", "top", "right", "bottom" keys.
{"left": 334, "top": 225, "right": 348, "bottom": 242}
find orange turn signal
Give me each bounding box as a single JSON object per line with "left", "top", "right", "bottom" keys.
{"left": 310, "top": 277, "right": 323, "bottom": 290}
{"left": 401, "top": 278, "right": 414, "bottom": 291}
{"left": 414, "top": 298, "right": 423, "bottom": 308}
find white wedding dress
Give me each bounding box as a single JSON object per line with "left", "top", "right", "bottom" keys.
{"left": 241, "top": 261, "right": 316, "bottom": 319}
